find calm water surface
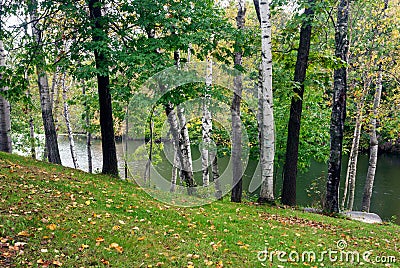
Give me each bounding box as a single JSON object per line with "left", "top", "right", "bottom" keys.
{"left": 55, "top": 135, "right": 400, "bottom": 224}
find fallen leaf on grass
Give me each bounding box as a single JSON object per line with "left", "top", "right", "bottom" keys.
{"left": 52, "top": 260, "right": 63, "bottom": 266}
{"left": 78, "top": 244, "right": 89, "bottom": 251}
{"left": 46, "top": 224, "right": 57, "bottom": 231}
{"left": 96, "top": 237, "right": 105, "bottom": 246}
{"left": 112, "top": 225, "right": 121, "bottom": 231}
{"left": 17, "top": 231, "right": 30, "bottom": 237}
{"left": 109, "top": 243, "right": 123, "bottom": 253}
{"left": 101, "top": 258, "right": 110, "bottom": 265}
{"left": 137, "top": 236, "right": 145, "bottom": 241}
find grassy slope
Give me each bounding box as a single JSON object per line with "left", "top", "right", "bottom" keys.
{"left": 0, "top": 152, "right": 398, "bottom": 268}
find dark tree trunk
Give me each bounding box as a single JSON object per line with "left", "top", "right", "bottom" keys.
{"left": 231, "top": 0, "right": 246, "bottom": 203}
{"left": 281, "top": 1, "right": 315, "bottom": 206}
{"left": 325, "top": 0, "right": 349, "bottom": 213}
{"left": 88, "top": 0, "right": 118, "bottom": 176}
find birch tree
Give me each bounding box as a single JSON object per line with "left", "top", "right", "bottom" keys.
{"left": 325, "top": 0, "right": 350, "bottom": 213}
{"left": 0, "top": 40, "right": 11, "bottom": 153}
{"left": 362, "top": 67, "right": 383, "bottom": 212}
{"left": 201, "top": 56, "right": 222, "bottom": 198}
{"left": 360, "top": 0, "right": 390, "bottom": 213}
{"left": 166, "top": 50, "right": 196, "bottom": 194}
{"left": 281, "top": 0, "right": 315, "bottom": 206}
{"left": 341, "top": 77, "right": 369, "bottom": 211}
{"left": 231, "top": 0, "right": 246, "bottom": 203}
{"left": 257, "top": 0, "right": 275, "bottom": 203}
{"left": 61, "top": 72, "right": 79, "bottom": 169}
{"left": 28, "top": 0, "right": 61, "bottom": 164}
{"left": 201, "top": 57, "right": 213, "bottom": 187}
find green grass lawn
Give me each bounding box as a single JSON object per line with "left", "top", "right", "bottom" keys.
{"left": 0, "top": 152, "right": 398, "bottom": 267}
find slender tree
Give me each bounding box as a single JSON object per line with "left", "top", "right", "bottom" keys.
{"left": 201, "top": 56, "right": 213, "bottom": 187}
{"left": 231, "top": 0, "right": 246, "bottom": 203}
{"left": 362, "top": 66, "right": 383, "bottom": 212}
{"left": 281, "top": 0, "right": 315, "bottom": 206}
{"left": 0, "top": 40, "right": 11, "bottom": 153}
{"left": 82, "top": 82, "right": 93, "bottom": 173}
{"left": 61, "top": 72, "right": 79, "bottom": 169}
{"left": 341, "top": 75, "right": 370, "bottom": 210}
{"left": 257, "top": 0, "right": 275, "bottom": 203}
{"left": 325, "top": 0, "right": 350, "bottom": 213}
{"left": 28, "top": 0, "right": 61, "bottom": 164}
{"left": 88, "top": 0, "right": 118, "bottom": 176}
{"left": 361, "top": 0, "right": 389, "bottom": 213}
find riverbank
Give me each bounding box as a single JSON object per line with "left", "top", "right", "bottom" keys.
{"left": 0, "top": 152, "right": 398, "bottom": 267}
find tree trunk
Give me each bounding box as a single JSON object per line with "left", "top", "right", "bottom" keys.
{"left": 50, "top": 67, "right": 59, "bottom": 110}
{"left": 165, "top": 103, "right": 196, "bottom": 195}
{"left": 341, "top": 79, "right": 369, "bottom": 210}
{"left": 52, "top": 70, "right": 62, "bottom": 133}
{"left": 61, "top": 72, "right": 79, "bottom": 169}
{"left": 124, "top": 105, "right": 129, "bottom": 179}
{"left": 82, "top": 82, "right": 92, "bottom": 173}
{"left": 0, "top": 40, "right": 12, "bottom": 153}
{"left": 362, "top": 68, "right": 382, "bottom": 212}
{"left": 144, "top": 109, "right": 154, "bottom": 185}
{"left": 257, "top": 0, "right": 275, "bottom": 203}
{"left": 25, "top": 83, "right": 36, "bottom": 159}
{"left": 29, "top": 115, "right": 36, "bottom": 158}
{"left": 325, "top": 0, "right": 349, "bottom": 213}
{"left": 201, "top": 56, "right": 213, "bottom": 187}
{"left": 28, "top": 0, "right": 61, "bottom": 164}
{"left": 231, "top": 0, "right": 246, "bottom": 203}
{"left": 88, "top": 0, "right": 118, "bottom": 176}
{"left": 170, "top": 145, "right": 178, "bottom": 192}
{"left": 210, "top": 150, "right": 222, "bottom": 199}
{"left": 281, "top": 0, "right": 315, "bottom": 206}
{"left": 177, "top": 106, "right": 195, "bottom": 187}
{"left": 342, "top": 102, "right": 362, "bottom": 210}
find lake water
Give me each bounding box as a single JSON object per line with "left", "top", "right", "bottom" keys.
{"left": 52, "top": 135, "right": 400, "bottom": 224}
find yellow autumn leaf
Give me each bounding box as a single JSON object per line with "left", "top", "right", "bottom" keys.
{"left": 96, "top": 237, "right": 105, "bottom": 242}
{"left": 112, "top": 225, "right": 121, "bottom": 231}
{"left": 137, "top": 236, "right": 146, "bottom": 241}
{"left": 52, "top": 260, "right": 63, "bottom": 267}
{"left": 109, "top": 242, "right": 123, "bottom": 253}
{"left": 85, "top": 200, "right": 91, "bottom": 205}
{"left": 47, "top": 224, "right": 57, "bottom": 230}
{"left": 17, "top": 230, "right": 30, "bottom": 237}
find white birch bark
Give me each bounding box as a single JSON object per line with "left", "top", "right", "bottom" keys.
{"left": 166, "top": 103, "right": 196, "bottom": 194}
{"left": 170, "top": 146, "right": 178, "bottom": 192}
{"left": 201, "top": 56, "right": 213, "bottom": 187}
{"left": 342, "top": 103, "right": 362, "bottom": 210}
{"left": 341, "top": 79, "right": 370, "bottom": 210}
{"left": 0, "top": 40, "right": 12, "bottom": 153}
{"left": 177, "top": 106, "right": 194, "bottom": 178}
{"left": 61, "top": 72, "right": 79, "bottom": 169}
{"left": 50, "top": 67, "right": 60, "bottom": 110}
{"left": 258, "top": 0, "right": 275, "bottom": 202}
{"left": 362, "top": 69, "right": 382, "bottom": 212}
